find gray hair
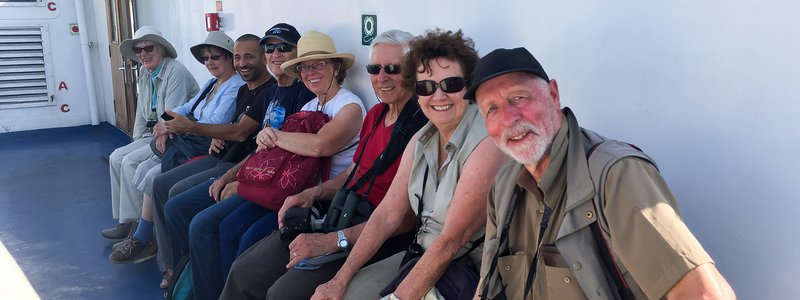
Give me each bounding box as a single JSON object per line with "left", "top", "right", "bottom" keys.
{"left": 370, "top": 29, "right": 414, "bottom": 56}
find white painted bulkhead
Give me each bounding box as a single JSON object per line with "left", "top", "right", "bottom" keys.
{"left": 3, "top": 0, "right": 799, "bottom": 298}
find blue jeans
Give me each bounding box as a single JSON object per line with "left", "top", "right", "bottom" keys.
{"left": 164, "top": 178, "right": 245, "bottom": 300}
{"left": 219, "top": 201, "right": 278, "bottom": 278}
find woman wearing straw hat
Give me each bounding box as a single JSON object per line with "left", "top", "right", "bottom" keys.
{"left": 108, "top": 31, "right": 244, "bottom": 269}
{"left": 105, "top": 26, "right": 198, "bottom": 247}
{"left": 256, "top": 30, "right": 366, "bottom": 181}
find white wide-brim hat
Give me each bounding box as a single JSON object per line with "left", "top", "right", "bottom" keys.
{"left": 189, "top": 31, "right": 234, "bottom": 64}
{"left": 120, "top": 26, "right": 177, "bottom": 63}
{"left": 281, "top": 31, "right": 355, "bottom": 79}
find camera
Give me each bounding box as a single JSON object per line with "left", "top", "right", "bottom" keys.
{"left": 279, "top": 205, "right": 325, "bottom": 245}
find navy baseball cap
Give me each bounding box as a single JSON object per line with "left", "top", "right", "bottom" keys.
{"left": 464, "top": 47, "right": 549, "bottom": 100}
{"left": 260, "top": 23, "right": 301, "bottom": 45}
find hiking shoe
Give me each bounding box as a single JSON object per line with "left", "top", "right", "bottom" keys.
{"left": 111, "top": 237, "right": 128, "bottom": 251}
{"left": 101, "top": 222, "right": 136, "bottom": 241}
{"left": 133, "top": 241, "right": 158, "bottom": 264}
{"left": 109, "top": 237, "right": 157, "bottom": 264}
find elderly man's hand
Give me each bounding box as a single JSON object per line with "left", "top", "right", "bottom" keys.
{"left": 286, "top": 232, "right": 338, "bottom": 269}
{"left": 278, "top": 189, "right": 316, "bottom": 228}
{"left": 164, "top": 111, "right": 194, "bottom": 135}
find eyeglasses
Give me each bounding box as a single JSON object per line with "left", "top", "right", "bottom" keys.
{"left": 202, "top": 55, "right": 223, "bottom": 62}
{"left": 132, "top": 45, "right": 155, "bottom": 54}
{"left": 414, "top": 77, "right": 466, "bottom": 96}
{"left": 366, "top": 64, "right": 401, "bottom": 75}
{"left": 297, "top": 61, "right": 331, "bottom": 73}
{"left": 265, "top": 43, "right": 294, "bottom": 54}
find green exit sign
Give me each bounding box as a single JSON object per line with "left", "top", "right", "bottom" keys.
{"left": 362, "top": 14, "right": 377, "bottom": 46}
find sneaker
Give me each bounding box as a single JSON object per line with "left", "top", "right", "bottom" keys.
{"left": 111, "top": 237, "right": 128, "bottom": 251}
{"left": 101, "top": 221, "right": 137, "bottom": 241}
{"left": 133, "top": 241, "right": 158, "bottom": 264}
{"left": 108, "top": 237, "right": 157, "bottom": 264}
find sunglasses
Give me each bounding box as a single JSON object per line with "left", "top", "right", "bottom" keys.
{"left": 265, "top": 43, "right": 294, "bottom": 54}
{"left": 297, "top": 61, "right": 331, "bottom": 73}
{"left": 132, "top": 45, "right": 155, "bottom": 54}
{"left": 414, "top": 77, "right": 466, "bottom": 96}
{"left": 365, "top": 64, "right": 401, "bottom": 75}
{"left": 202, "top": 55, "right": 223, "bottom": 62}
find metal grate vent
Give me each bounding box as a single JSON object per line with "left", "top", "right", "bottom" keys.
{"left": 0, "top": 26, "right": 53, "bottom": 108}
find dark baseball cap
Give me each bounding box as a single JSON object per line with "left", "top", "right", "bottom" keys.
{"left": 463, "top": 47, "right": 549, "bottom": 100}
{"left": 259, "top": 23, "right": 301, "bottom": 45}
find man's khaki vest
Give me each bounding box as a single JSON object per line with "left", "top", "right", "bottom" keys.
{"left": 486, "top": 108, "right": 657, "bottom": 300}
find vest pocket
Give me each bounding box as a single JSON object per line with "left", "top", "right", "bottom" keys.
{"left": 542, "top": 245, "right": 587, "bottom": 299}
{"left": 497, "top": 252, "right": 530, "bottom": 300}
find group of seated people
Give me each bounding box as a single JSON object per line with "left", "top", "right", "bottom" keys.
{"left": 103, "top": 21, "right": 735, "bottom": 300}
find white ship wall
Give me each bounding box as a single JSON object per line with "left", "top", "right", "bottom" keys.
{"left": 2, "top": 0, "right": 797, "bottom": 298}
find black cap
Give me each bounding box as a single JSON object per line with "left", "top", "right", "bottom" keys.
{"left": 260, "top": 23, "right": 301, "bottom": 45}
{"left": 463, "top": 47, "right": 549, "bottom": 100}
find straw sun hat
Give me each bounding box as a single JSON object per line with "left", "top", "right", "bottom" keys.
{"left": 280, "top": 31, "right": 355, "bottom": 78}
{"left": 120, "top": 26, "right": 177, "bottom": 63}
{"left": 189, "top": 31, "right": 235, "bottom": 64}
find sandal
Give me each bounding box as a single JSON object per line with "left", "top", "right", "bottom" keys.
{"left": 160, "top": 269, "right": 173, "bottom": 289}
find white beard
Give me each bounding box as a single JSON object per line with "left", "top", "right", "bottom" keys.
{"left": 497, "top": 114, "right": 558, "bottom": 165}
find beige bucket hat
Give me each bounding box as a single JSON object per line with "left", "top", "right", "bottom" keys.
{"left": 120, "top": 26, "right": 177, "bottom": 63}
{"left": 280, "top": 31, "right": 355, "bottom": 78}
{"left": 189, "top": 31, "right": 234, "bottom": 64}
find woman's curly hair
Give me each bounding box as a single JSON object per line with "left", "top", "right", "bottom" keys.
{"left": 401, "top": 29, "right": 479, "bottom": 92}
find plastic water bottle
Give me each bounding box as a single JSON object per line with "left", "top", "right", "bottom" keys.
{"left": 270, "top": 105, "right": 286, "bottom": 129}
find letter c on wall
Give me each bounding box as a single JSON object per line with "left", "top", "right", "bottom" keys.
{"left": 60, "top": 104, "right": 70, "bottom": 113}
{"left": 47, "top": 2, "right": 57, "bottom": 11}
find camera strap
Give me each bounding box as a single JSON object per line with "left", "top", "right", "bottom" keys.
{"left": 349, "top": 100, "right": 427, "bottom": 196}
{"left": 340, "top": 104, "right": 388, "bottom": 190}
{"left": 411, "top": 165, "right": 429, "bottom": 248}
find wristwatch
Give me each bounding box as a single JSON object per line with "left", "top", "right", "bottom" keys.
{"left": 387, "top": 293, "right": 401, "bottom": 300}
{"left": 337, "top": 230, "right": 350, "bottom": 251}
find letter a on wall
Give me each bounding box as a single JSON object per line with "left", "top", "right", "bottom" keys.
{"left": 58, "top": 81, "right": 68, "bottom": 90}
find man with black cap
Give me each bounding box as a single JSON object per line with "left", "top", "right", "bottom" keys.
{"left": 466, "top": 47, "right": 735, "bottom": 299}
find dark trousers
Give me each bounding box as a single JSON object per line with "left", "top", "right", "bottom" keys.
{"left": 218, "top": 201, "right": 278, "bottom": 278}
{"left": 164, "top": 179, "right": 246, "bottom": 300}
{"left": 220, "top": 231, "right": 347, "bottom": 300}
{"left": 151, "top": 155, "right": 233, "bottom": 271}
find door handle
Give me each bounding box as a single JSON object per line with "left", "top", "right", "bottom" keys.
{"left": 118, "top": 67, "right": 127, "bottom": 84}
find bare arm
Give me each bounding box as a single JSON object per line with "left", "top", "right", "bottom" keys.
{"left": 311, "top": 135, "right": 420, "bottom": 300}
{"left": 666, "top": 263, "right": 735, "bottom": 300}
{"left": 165, "top": 112, "right": 260, "bottom": 142}
{"left": 393, "top": 139, "right": 506, "bottom": 300}
{"left": 257, "top": 104, "right": 363, "bottom": 156}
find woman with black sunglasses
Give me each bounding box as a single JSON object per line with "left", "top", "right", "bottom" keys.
{"left": 312, "top": 29, "right": 508, "bottom": 300}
